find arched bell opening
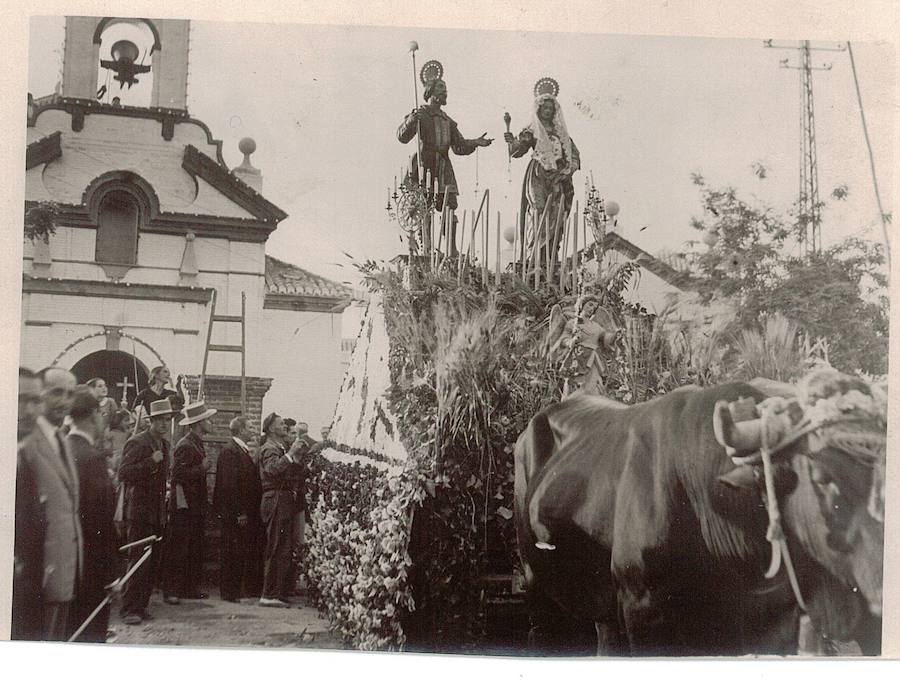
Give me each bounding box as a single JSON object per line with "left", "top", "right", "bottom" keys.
{"left": 95, "top": 18, "right": 158, "bottom": 107}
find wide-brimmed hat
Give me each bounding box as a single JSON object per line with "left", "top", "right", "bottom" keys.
{"left": 179, "top": 400, "right": 217, "bottom": 426}
{"left": 149, "top": 399, "right": 177, "bottom": 418}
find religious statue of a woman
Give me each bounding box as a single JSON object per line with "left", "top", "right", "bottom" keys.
{"left": 505, "top": 77, "right": 581, "bottom": 270}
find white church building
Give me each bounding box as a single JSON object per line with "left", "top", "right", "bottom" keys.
{"left": 21, "top": 16, "right": 351, "bottom": 443}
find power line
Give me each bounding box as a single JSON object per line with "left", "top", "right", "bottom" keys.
{"left": 846, "top": 42, "right": 891, "bottom": 274}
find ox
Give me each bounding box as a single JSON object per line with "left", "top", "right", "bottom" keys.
{"left": 514, "top": 371, "right": 884, "bottom": 656}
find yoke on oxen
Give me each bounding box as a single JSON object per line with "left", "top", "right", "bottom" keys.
{"left": 514, "top": 368, "right": 886, "bottom": 656}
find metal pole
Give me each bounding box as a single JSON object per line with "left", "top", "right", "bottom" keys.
{"left": 548, "top": 197, "right": 564, "bottom": 285}
{"left": 199, "top": 289, "right": 216, "bottom": 400}
{"left": 68, "top": 540, "right": 158, "bottom": 642}
{"left": 495, "top": 210, "right": 501, "bottom": 287}
{"left": 410, "top": 42, "right": 424, "bottom": 188}
{"left": 130, "top": 340, "right": 140, "bottom": 409}
{"left": 572, "top": 201, "right": 579, "bottom": 291}
{"left": 483, "top": 189, "right": 490, "bottom": 285}
{"left": 240, "top": 291, "right": 247, "bottom": 416}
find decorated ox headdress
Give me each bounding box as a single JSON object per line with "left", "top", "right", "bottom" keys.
{"left": 712, "top": 368, "right": 887, "bottom": 611}
{"left": 420, "top": 59, "right": 445, "bottom": 101}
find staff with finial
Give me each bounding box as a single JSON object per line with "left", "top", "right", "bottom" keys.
{"left": 408, "top": 41, "right": 424, "bottom": 188}
{"left": 503, "top": 111, "right": 512, "bottom": 170}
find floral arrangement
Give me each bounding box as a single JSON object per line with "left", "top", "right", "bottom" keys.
{"left": 304, "top": 242, "right": 733, "bottom": 650}
{"left": 303, "top": 451, "right": 424, "bottom": 650}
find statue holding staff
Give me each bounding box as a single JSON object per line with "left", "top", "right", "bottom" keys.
{"left": 505, "top": 77, "right": 581, "bottom": 268}
{"left": 397, "top": 59, "right": 493, "bottom": 254}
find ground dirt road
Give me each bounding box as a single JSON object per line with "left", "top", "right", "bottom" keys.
{"left": 106, "top": 589, "right": 345, "bottom": 650}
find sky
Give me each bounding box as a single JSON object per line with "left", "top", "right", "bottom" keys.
{"left": 26, "top": 15, "right": 895, "bottom": 292}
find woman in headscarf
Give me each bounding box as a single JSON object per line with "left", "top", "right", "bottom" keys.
{"left": 131, "top": 365, "right": 185, "bottom": 415}
{"left": 505, "top": 78, "right": 581, "bottom": 269}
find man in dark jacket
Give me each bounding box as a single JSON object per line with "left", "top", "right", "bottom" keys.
{"left": 162, "top": 400, "right": 217, "bottom": 603}
{"left": 12, "top": 367, "right": 46, "bottom": 640}
{"left": 257, "top": 413, "right": 308, "bottom": 607}
{"left": 117, "top": 398, "right": 176, "bottom": 625}
{"left": 213, "top": 415, "right": 260, "bottom": 602}
{"left": 66, "top": 387, "right": 119, "bottom": 642}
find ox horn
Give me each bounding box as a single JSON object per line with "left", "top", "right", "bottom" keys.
{"left": 713, "top": 399, "right": 763, "bottom": 455}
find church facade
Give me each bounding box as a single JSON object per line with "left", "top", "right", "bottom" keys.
{"left": 21, "top": 16, "right": 350, "bottom": 442}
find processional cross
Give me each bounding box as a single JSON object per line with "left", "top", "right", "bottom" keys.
{"left": 117, "top": 375, "right": 135, "bottom": 406}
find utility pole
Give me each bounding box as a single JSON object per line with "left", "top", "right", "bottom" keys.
{"left": 764, "top": 39, "right": 844, "bottom": 256}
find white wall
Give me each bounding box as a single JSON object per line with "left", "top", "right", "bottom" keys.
{"left": 259, "top": 307, "right": 344, "bottom": 437}
{"left": 21, "top": 222, "right": 271, "bottom": 379}
{"left": 19, "top": 292, "right": 206, "bottom": 379}
{"left": 29, "top": 109, "right": 248, "bottom": 216}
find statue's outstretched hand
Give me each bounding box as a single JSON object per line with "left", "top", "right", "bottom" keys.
{"left": 475, "top": 133, "right": 493, "bottom": 147}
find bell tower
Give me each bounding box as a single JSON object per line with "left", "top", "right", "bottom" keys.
{"left": 61, "top": 16, "right": 190, "bottom": 111}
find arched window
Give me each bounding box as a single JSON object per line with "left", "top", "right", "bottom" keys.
{"left": 95, "top": 190, "right": 139, "bottom": 265}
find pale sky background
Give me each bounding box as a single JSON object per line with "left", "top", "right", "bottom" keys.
{"left": 26, "top": 16, "right": 896, "bottom": 293}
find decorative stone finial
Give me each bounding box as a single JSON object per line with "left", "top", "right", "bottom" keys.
{"left": 233, "top": 137, "right": 262, "bottom": 191}
{"left": 239, "top": 137, "right": 257, "bottom": 165}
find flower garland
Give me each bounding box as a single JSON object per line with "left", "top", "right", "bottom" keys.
{"left": 303, "top": 453, "right": 424, "bottom": 650}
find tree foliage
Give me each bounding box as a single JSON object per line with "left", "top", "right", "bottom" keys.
{"left": 688, "top": 175, "right": 889, "bottom": 374}
{"left": 24, "top": 201, "right": 59, "bottom": 243}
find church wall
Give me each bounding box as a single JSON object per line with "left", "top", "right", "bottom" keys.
{"left": 20, "top": 290, "right": 208, "bottom": 375}
{"left": 29, "top": 109, "right": 250, "bottom": 217}
{"left": 25, "top": 165, "right": 54, "bottom": 201}
{"left": 23, "top": 226, "right": 266, "bottom": 279}
{"left": 259, "top": 307, "right": 345, "bottom": 438}
{"left": 21, "top": 222, "right": 277, "bottom": 382}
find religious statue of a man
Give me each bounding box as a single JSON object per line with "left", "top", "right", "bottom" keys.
{"left": 505, "top": 77, "right": 581, "bottom": 269}
{"left": 397, "top": 60, "right": 492, "bottom": 253}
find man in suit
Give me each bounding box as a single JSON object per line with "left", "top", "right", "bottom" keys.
{"left": 258, "top": 413, "right": 308, "bottom": 607}
{"left": 12, "top": 367, "right": 46, "bottom": 640}
{"left": 66, "top": 387, "right": 120, "bottom": 642}
{"left": 213, "top": 416, "right": 260, "bottom": 602}
{"left": 286, "top": 422, "right": 324, "bottom": 596}
{"left": 162, "top": 400, "right": 217, "bottom": 603}
{"left": 17, "top": 367, "right": 82, "bottom": 640}
{"left": 117, "top": 398, "right": 176, "bottom": 625}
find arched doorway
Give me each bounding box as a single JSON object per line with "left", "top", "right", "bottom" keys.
{"left": 71, "top": 350, "right": 149, "bottom": 408}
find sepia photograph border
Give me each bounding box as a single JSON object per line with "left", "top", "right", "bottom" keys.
{"left": 0, "top": 0, "right": 897, "bottom": 681}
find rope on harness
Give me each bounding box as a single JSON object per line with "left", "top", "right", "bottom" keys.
{"left": 758, "top": 400, "right": 807, "bottom": 612}
{"left": 723, "top": 383, "right": 886, "bottom": 617}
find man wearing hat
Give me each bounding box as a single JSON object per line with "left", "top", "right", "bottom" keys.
{"left": 162, "top": 400, "right": 217, "bottom": 604}
{"left": 257, "top": 413, "right": 307, "bottom": 607}
{"left": 118, "top": 398, "right": 177, "bottom": 625}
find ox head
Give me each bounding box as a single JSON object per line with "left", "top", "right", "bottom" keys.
{"left": 714, "top": 370, "right": 886, "bottom": 616}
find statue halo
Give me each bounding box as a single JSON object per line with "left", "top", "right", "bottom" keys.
{"left": 420, "top": 60, "right": 444, "bottom": 86}
{"left": 534, "top": 77, "right": 560, "bottom": 99}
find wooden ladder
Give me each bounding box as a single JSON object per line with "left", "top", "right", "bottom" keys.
{"left": 199, "top": 290, "right": 247, "bottom": 415}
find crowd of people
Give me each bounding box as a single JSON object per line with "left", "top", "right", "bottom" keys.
{"left": 12, "top": 364, "right": 324, "bottom": 642}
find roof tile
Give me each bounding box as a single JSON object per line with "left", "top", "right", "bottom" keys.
{"left": 265, "top": 255, "right": 351, "bottom": 300}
